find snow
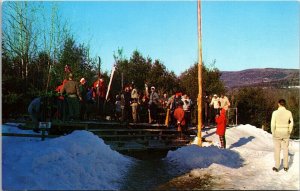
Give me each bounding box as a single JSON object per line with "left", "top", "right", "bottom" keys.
{"left": 2, "top": 123, "right": 299, "bottom": 190}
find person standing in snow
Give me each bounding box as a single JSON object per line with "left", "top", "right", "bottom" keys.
{"left": 28, "top": 97, "right": 44, "bottom": 133}
{"left": 210, "top": 94, "right": 220, "bottom": 125}
{"left": 215, "top": 101, "right": 227, "bottom": 149}
{"left": 271, "top": 99, "right": 294, "bottom": 172}
{"left": 219, "top": 93, "right": 230, "bottom": 110}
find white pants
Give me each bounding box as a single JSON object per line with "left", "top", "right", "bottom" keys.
{"left": 273, "top": 137, "right": 289, "bottom": 169}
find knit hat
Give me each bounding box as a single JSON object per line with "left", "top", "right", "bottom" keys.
{"left": 80, "top": 78, "right": 86, "bottom": 84}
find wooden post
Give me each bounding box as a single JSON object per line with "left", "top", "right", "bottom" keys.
{"left": 164, "top": 109, "right": 170, "bottom": 127}
{"left": 197, "top": 0, "right": 203, "bottom": 146}
{"left": 105, "top": 65, "right": 116, "bottom": 100}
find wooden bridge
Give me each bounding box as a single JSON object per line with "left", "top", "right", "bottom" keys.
{"left": 3, "top": 120, "right": 196, "bottom": 159}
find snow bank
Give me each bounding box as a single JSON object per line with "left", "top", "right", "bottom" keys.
{"left": 2, "top": 129, "right": 133, "bottom": 190}
{"left": 2, "top": 123, "right": 299, "bottom": 190}
{"left": 166, "top": 145, "right": 244, "bottom": 170}
{"left": 168, "top": 124, "right": 300, "bottom": 190}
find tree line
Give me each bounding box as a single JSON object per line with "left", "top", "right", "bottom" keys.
{"left": 2, "top": 1, "right": 298, "bottom": 139}
{"left": 2, "top": 2, "right": 225, "bottom": 118}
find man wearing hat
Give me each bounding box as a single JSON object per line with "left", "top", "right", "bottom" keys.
{"left": 210, "top": 94, "right": 220, "bottom": 125}
{"left": 148, "top": 86, "right": 159, "bottom": 124}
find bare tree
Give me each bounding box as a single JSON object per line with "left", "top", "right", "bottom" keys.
{"left": 2, "top": 1, "right": 39, "bottom": 86}
{"left": 39, "top": 2, "right": 71, "bottom": 92}
{"left": 3, "top": 1, "right": 71, "bottom": 93}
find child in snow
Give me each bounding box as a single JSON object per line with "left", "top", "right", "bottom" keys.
{"left": 215, "top": 101, "right": 227, "bottom": 148}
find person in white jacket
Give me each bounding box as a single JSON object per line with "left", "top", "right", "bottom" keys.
{"left": 210, "top": 94, "right": 220, "bottom": 124}
{"left": 271, "top": 99, "right": 294, "bottom": 172}
{"left": 220, "top": 93, "right": 230, "bottom": 110}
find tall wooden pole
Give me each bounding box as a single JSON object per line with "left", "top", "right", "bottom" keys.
{"left": 197, "top": 0, "right": 203, "bottom": 146}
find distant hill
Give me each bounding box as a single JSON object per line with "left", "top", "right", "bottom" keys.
{"left": 220, "top": 68, "right": 299, "bottom": 89}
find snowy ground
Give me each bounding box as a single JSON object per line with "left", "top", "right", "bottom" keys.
{"left": 1, "top": 123, "right": 299, "bottom": 190}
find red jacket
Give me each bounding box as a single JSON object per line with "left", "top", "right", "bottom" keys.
{"left": 215, "top": 108, "right": 227, "bottom": 136}
{"left": 55, "top": 79, "right": 68, "bottom": 100}
{"left": 93, "top": 79, "right": 106, "bottom": 98}
{"left": 174, "top": 106, "right": 186, "bottom": 126}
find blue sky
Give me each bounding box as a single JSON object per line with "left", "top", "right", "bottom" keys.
{"left": 58, "top": 1, "right": 298, "bottom": 75}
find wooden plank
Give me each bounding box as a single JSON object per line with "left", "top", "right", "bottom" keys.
{"left": 96, "top": 134, "right": 178, "bottom": 138}
{"left": 1, "top": 133, "right": 59, "bottom": 138}
{"left": 53, "top": 123, "right": 88, "bottom": 127}
{"left": 111, "top": 145, "right": 182, "bottom": 151}
{"left": 88, "top": 128, "right": 178, "bottom": 132}
{"left": 129, "top": 122, "right": 167, "bottom": 127}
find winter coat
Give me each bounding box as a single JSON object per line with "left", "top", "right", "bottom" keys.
{"left": 149, "top": 91, "right": 159, "bottom": 105}
{"left": 215, "top": 108, "right": 226, "bottom": 136}
{"left": 174, "top": 106, "right": 186, "bottom": 126}
{"left": 93, "top": 79, "right": 106, "bottom": 98}
{"left": 210, "top": 97, "right": 220, "bottom": 109}
{"left": 131, "top": 88, "right": 139, "bottom": 99}
{"left": 79, "top": 84, "right": 88, "bottom": 102}
{"left": 61, "top": 80, "right": 81, "bottom": 99}
{"left": 220, "top": 96, "right": 231, "bottom": 109}
{"left": 271, "top": 106, "right": 294, "bottom": 139}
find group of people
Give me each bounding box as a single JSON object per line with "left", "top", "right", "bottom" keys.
{"left": 53, "top": 72, "right": 106, "bottom": 121}
{"left": 203, "top": 93, "right": 231, "bottom": 126}
{"left": 28, "top": 71, "right": 107, "bottom": 130}
{"left": 28, "top": 72, "right": 197, "bottom": 131}
{"left": 28, "top": 76, "right": 295, "bottom": 173}
{"left": 115, "top": 85, "right": 193, "bottom": 127}
{"left": 27, "top": 65, "right": 295, "bottom": 172}
{"left": 28, "top": 73, "right": 232, "bottom": 133}
{"left": 204, "top": 93, "right": 231, "bottom": 149}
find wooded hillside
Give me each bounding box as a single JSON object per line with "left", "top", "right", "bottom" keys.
{"left": 221, "top": 68, "right": 299, "bottom": 88}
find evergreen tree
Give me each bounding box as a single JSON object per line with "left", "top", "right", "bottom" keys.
{"left": 234, "top": 87, "right": 273, "bottom": 129}
{"left": 179, "top": 63, "right": 225, "bottom": 100}
{"left": 51, "top": 37, "right": 98, "bottom": 89}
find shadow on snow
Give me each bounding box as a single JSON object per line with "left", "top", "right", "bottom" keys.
{"left": 121, "top": 144, "right": 245, "bottom": 190}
